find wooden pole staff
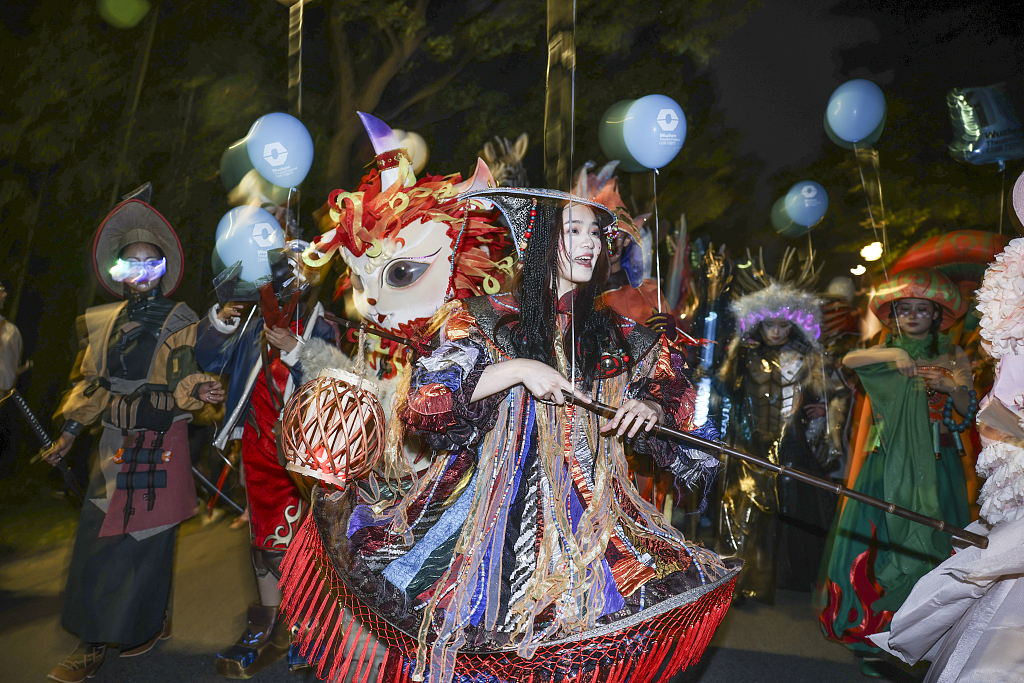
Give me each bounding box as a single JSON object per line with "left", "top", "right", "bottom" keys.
{"left": 563, "top": 390, "right": 989, "bottom": 550}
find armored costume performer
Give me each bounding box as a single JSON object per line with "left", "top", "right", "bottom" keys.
{"left": 195, "top": 247, "right": 337, "bottom": 678}
{"left": 716, "top": 278, "right": 849, "bottom": 603}
{"left": 42, "top": 193, "right": 224, "bottom": 682}
{"left": 279, "top": 187, "right": 737, "bottom": 683}
{"left": 819, "top": 268, "right": 973, "bottom": 675}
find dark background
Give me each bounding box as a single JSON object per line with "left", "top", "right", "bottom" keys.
{"left": 2, "top": 0, "right": 1023, "bottom": 472}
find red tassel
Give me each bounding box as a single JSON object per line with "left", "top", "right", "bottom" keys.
{"left": 358, "top": 641, "right": 380, "bottom": 683}
{"left": 350, "top": 627, "right": 375, "bottom": 683}
{"left": 314, "top": 609, "right": 347, "bottom": 680}
{"left": 330, "top": 613, "right": 359, "bottom": 683}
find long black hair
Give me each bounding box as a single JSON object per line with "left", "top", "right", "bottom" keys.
{"left": 499, "top": 201, "right": 627, "bottom": 389}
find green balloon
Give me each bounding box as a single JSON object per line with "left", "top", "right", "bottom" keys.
{"left": 220, "top": 138, "right": 254, "bottom": 192}
{"left": 824, "top": 105, "right": 887, "bottom": 150}
{"left": 598, "top": 100, "right": 649, "bottom": 173}
{"left": 220, "top": 138, "right": 292, "bottom": 205}
{"left": 97, "top": 0, "right": 151, "bottom": 29}
{"left": 771, "top": 196, "right": 810, "bottom": 238}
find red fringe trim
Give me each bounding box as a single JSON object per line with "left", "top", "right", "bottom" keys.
{"left": 280, "top": 509, "right": 736, "bottom": 683}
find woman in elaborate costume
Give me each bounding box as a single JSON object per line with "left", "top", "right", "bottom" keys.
{"left": 40, "top": 192, "right": 224, "bottom": 682}
{"left": 868, "top": 189, "right": 1024, "bottom": 679}
{"left": 716, "top": 278, "right": 849, "bottom": 603}
{"left": 280, "top": 187, "right": 736, "bottom": 683}
{"left": 819, "top": 267, "right": 973, "bottom": 676}
{"left": 867, "top": 236, "right": 1024, "bottom": 682}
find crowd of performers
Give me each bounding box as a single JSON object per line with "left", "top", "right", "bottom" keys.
{"left": 35, "top": 114, "right": 1024, "bottom": 683}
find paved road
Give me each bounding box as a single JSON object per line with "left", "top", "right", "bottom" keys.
{"left": 1, "top": 516, "right": 898, "bottom": 683}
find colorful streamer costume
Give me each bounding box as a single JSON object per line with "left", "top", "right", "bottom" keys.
{"left": 280, "top": 188, "right": 738, "bottom": 683}
{"left": 819, "top": 268, "right": 972, "bottom": 653}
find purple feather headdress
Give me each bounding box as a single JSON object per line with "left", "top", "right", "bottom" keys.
{"left": 730, "top": 283, "right": 823, "bottom": 344}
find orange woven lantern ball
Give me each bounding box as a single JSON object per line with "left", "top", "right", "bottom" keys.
{"left": 282, "top": 369, "right": 386, "bottom": 488}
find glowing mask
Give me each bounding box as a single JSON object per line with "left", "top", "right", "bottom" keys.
{"left": 110, "top": 257, "right": 167, "bottom": 284}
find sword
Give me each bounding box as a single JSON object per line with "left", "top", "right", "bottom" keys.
{"left": 2, "top": 389, "right": 85, "bottom": 507}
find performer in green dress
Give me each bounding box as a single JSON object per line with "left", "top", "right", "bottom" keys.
{"left": 818, "top": 268, "right": 973, "bottom": 676}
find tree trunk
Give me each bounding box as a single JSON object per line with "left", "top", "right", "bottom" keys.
{"left": 544, "top": 0, "right": 575, "bottom": 191}
{"left": 326, "top": 109, "right": 361, "bottom": 190}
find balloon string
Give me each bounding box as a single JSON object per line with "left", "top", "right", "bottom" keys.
{"left": 653, "top": 168, "right": 662, "bottom": 313}
{"left": 569, "top": 0, "right": 577, "bottom": 395}
{"left": 999, "top": 166, "right": 1006, "bottom": 235}
{"left": 853, "top": 142, "right": 901, "bottom": 340}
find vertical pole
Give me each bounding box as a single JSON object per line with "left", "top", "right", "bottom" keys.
{"left": 288, "top": 1, "right": 304, "bottom": 117}
{"left": 82, "top": 2, "right": 160, "bottom": 314}
{"left": 543, "top": 0, "right": 575, "bottom": 191}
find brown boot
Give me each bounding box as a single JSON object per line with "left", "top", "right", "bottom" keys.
{"left": 120, "top": 612, "right": 172, "bottom": 657}
{"left": 47, "top": 643, "right": 106, "bottom": 683}
{"left": 214, "top": 602, "right": 291, "bottom": 679}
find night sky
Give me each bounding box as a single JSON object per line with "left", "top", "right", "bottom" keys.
{"left": 713, "top": 0, "right": 1024, "bottom": 201}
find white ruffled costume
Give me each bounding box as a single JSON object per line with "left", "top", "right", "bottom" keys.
{"left": 868, "top": 238, "right": 1024, "bottom": 682}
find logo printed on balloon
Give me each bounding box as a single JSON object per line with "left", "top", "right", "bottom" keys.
{"left": 263, "top": 142, "right": 288, "bottom": 167}
{"left": 801, "top": 186, "right": 817, "bottom": 198}
{"left": 657, "top": 109, "right": 680, "bottom": 132}
{"left": 252, "top": 223, "right": 277, "bottom": 250}
{"left": 214, "top": 206, "right": 286, "bottom": 282}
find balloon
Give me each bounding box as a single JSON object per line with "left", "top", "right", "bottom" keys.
{"left": 771, "top": 196, "right": 809, "bottom": 238}
{"left": 221, "top": 139, "right": 293, "bottom": 206}
{"left": 824, "top": 106, "right": 886, "bottom": 150}
{"left": 393, "top": 129, "right": 430, "bottom": 175}
{"left": 213, "top": 206, "right": 287, "bottom": 282}
{"left": 947, "top": 83, "right": 1024, "bottom": 168}
{"left": 785, "top": 181, "right": 828, "bottom": 227}
{"left": 97, "top": 0, "right": 151, "bottom": 29}
{"left": 599, "top": 100, "right": 648, "bottom": 172}
{"left": 599, "top": 95, "right": 687, "bottom": 171}
{"left": 246, "top": 113, "right": 314, "bottom": 187}
{"left": 826, "top": 79, "right": 886, "bottom": 143}
{"left": 220, "top": 138, "right": 253, "bottom": 192}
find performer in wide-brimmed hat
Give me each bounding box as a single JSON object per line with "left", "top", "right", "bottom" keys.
{"left": 819, "top": 267, "right": 973, "bottom": 677}
{"left": 279, "top": 187, "right": 737, "bottom": 683}
{"left": 41, "top": 187, "right": 224, "bottom": 683}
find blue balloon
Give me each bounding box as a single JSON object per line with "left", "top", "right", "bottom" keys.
{"left": 214, "top": 206, "right": 286, "bottom": 282}
{"left": 785, "top": 181, "right": 828, "bottom": 228}
{"left": 947, "top": 83, "right": 1024, "bottom": 168}
{"left": 623, "top": 95, "right": 686, "bottom": 169}
{"left": 246, "top": 113, "right": 314, "bottom": 188}
{"left": 826, "top": 79, "right": 886, "bottom": 143}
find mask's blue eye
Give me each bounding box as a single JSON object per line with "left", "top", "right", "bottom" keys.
{"left": 384, "top": 260, "right": 431, "bottom": 288}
